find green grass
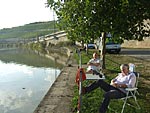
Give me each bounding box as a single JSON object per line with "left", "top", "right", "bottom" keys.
{"left": 72, "top": 49, "right": 150, "bottom": 113}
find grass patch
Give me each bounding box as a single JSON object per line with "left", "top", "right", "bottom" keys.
{"left": 72, "top": 49, "right": 150, "bottom": 113}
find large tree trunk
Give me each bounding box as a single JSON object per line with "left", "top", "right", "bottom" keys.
{"left": 101, "top": 32, "right": 106, "bottom": 69}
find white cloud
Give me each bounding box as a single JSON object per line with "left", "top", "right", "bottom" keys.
{"left": 0, "top": 62, "right": 33, "bottom": 77}
{"left": 0, "top": 89, "right": 34, "bottom": 113}
{"left": 0, "top": 90, "right": 25, "bottom": 112}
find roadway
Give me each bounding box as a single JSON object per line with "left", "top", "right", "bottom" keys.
{"left": 120, "top": 48, "right": 150, "bottom": 61}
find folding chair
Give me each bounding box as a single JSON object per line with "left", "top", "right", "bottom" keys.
{"left": 120, "top": 72, "right": 141, "bottom": 113}
{"left": 109, "top": 64, "right": 141, "bottom": 113}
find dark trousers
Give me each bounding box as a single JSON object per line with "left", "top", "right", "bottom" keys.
{"left": 86, "top": 80, "right": 126, "bottom": 113}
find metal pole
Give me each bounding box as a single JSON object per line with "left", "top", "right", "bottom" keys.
{"left": 53, "top": 9, "right": 55, "bottom": 34}
{"left": 79, "top": 50, "right": 82, "bottom": 68}
{"left": 78, "top": 50, "right": 82, "bottom": 113}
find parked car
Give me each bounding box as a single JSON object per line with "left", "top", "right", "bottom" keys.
{"left": 105, "top": 42, "right": 121, "bottom": 53}
{"left": 84, "top": 43, "right": 97, "bottom": 49}
{"left": 96, "top": 38, "right": 121, "bottom": 54}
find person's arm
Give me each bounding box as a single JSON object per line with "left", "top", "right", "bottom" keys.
{"left": 116, "top": 84, "right": 127, "bottom": 88}
{"left": 110, "top": 74, "right": 126, "bottom": 88}
{"left": 112, "top": 73, "right": 136, "bottom": 88}
{"left": 111, "top": 82, "right": 127, "bottom": 88}
{"left": 94, "top": 62, "right": 100, "bottom": 67}
{"left": 87, "top": 59, "right": 92, "bottom": 65}
{"left": 110, "top": 77, "right": 117, "bottom": 87}
{"left": 89, "top": 62, "right": 100, "bottom": 66}
{"left": 87, "top": 59, "right": 100, "bottom": 67}
{"left": 117, "top": 73, "right": 136, "bottom": 88}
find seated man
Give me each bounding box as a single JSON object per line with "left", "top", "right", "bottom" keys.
{"left": 86, "top": 52, "right": 101, "bottom": 74}
{"left": 83, "top": 64, "right": 136, "bottom": 113}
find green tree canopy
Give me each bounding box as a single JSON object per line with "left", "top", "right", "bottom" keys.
{"left": 47, "top": 0, "right": 150, "bottom": 69}
{"left": 47, "top": 0, "right": 149, "bottom": 42}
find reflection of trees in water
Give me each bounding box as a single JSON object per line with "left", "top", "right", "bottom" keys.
{"left": 45, "top": 48, "right": 69, "bottom": 65}
{"left": 45, "top": 47, "right": 68, "bottom": 57}
{"left": 0, "top": 48, "right": 65, "bottom": 69}
{"left": 44, "top": 47, "right": 69, "bottom": 65}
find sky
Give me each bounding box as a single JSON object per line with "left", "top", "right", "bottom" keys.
{"left": 0, "top": 0, "right": 56, "bottom": 29}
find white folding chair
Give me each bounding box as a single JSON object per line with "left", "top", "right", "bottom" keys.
{"left": 109, "top": 63, "right": 141, "bottom": 113}
{"left": 109, "top": 72, "right": 141, "bottom": 113}
{"left": 120, "top": 72, "right": 141, "bottom": 113}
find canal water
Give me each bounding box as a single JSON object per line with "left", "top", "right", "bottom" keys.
{"left": 0, "top": 48, "right": 64, "bottom": 113}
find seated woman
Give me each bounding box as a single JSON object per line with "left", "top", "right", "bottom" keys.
{"left": 86, "top": 52, "right": 101, "bottom": 74}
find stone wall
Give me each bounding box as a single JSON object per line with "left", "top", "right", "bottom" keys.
{"left": 46, "top": 36, "right": 69, "bottom": 46}
{"left": 121, "top": 38, "right": 150, "bottom": 48}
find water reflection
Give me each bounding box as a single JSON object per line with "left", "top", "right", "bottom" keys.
{"left": 0, "top": 48, "right": 64, "bottom": 69}
{"left": 0, "top": 48, "right": 64, "bottom": 113}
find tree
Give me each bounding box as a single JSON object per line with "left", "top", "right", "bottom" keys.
{"left": 47, "top": 0, "right": 150, "bottom": 69}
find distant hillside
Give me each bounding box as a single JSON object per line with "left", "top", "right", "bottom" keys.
{"left": 0, "top": 21, "right": 58, "bottom": 39}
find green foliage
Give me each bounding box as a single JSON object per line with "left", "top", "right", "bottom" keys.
{"left": 28, "top": 42, "right": 44, "bottom": 51}
{"left": 0, "top": 21, "right": 58, "bottom": 39}
{"left": 47, "top": 0, "right": 150, "bottom": 43}
{"left": 47, "top": 0, "right": 149, "bottom": 69}
{"left": 56, "top": 40, "right": 74, "bottom": 47}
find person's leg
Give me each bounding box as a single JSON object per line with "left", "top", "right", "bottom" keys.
{"left": 85, "top": 79, "right": 116, "bottom": 93}
{"left": 99, "top": 90, "right": 126, "bottom": 113}
{"left": 86, "top": 69, "right": 93, "bottom": 74}
{"left": 86, "top": 70, "right": 93, "bottom": 74}
{"left": 84, "top": 80, "right": 126, "bottom": 113}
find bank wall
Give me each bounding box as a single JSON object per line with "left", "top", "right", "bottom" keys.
{"left": 121, "top": 38, "right": 150, "bottom": 48}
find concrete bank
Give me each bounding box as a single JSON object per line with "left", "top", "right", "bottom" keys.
{"left": 34, "top": 51, "right": 78, "bottom": 113}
